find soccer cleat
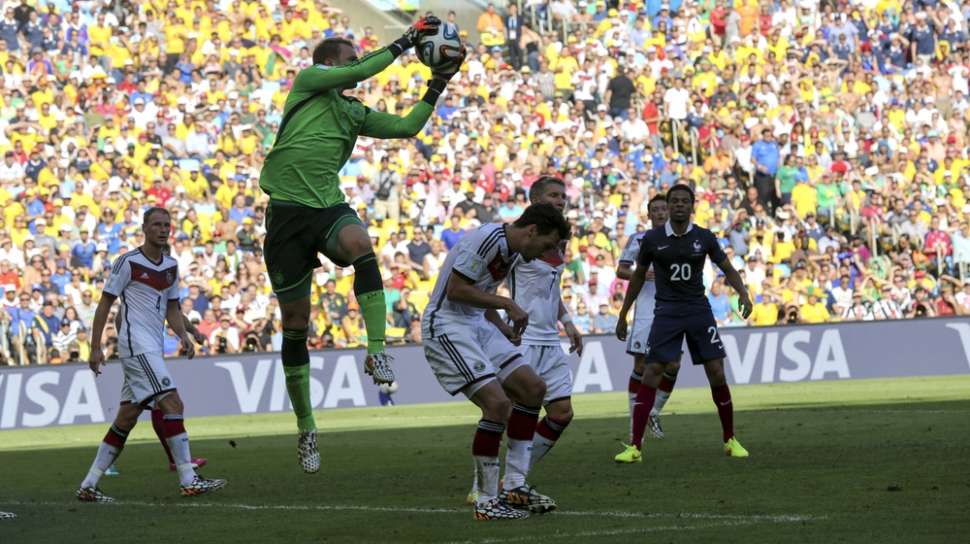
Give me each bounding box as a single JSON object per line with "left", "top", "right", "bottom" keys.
{"left": 170, "top": 457, "right": 208, "bottom": 472}
{"left": 180, "top": 475, "right": 227, "bottom": 497}
{"left": 465, "top": 487, "right": 479, "bottom": 505}
{"left": 614, "top": 443, "right": 643, "bottom": 463}
{"left": 0, "top": 511, "right": 17, "bottom": 520}
{"left": 648, "top": 414, "right": 665, "bottom": 439}
{"left": 76, "top": 487, "right": 115, "bottom": 503}
{"left": 298, "top": 431, "right": 321, "bottom": 473}
{"left": 724, "top": 437, "right": 749, "bottom": 458}
{"left": 473, "top": 498, "right": 530, "bottom": 521}
{"left": 500, "top": 484, "right": 557, "bottom": 514}
{"left": 364, "top": 352, "right": 395, "bottom": 384}
{"left": 104, "top": 465, "right": 120, "bottom": 476}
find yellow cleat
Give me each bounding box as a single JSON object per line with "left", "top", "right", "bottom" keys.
{"left": 613, "top": 443, "right": 642, "bottom": 463}
{"left": 724, "top": 437, "right": 749, "bottom": 458}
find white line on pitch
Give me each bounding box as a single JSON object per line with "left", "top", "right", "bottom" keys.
{"left": 0, "top": 499, "right": 817, "bottom": 524}
{"left": 443, "top": 518, "right": 789, "bottom": 544}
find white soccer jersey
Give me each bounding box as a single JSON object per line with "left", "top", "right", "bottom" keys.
{"left": 511, "top": 243, "right": 565, "bottom": 346}
{"left": 104, "top": 249, "right": 180, "bottom": 358}
{"left": 619, "top": 232, "right": 656, "bottom": 320}
{"left": 423, "top": 224, "right": 517, "bottom": 337}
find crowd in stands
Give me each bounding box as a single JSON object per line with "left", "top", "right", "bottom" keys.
{"left": 2, "top": 0, "right": 970, "bottom": 365}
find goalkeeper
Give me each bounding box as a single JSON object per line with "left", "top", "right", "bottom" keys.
{"left": 258, "top": 16, "right": 465, "bottom": 474}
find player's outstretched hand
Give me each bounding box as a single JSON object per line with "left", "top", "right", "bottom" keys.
{"left": 506, "top": 302, "right": 529, "bottom": 337}
{"left": 89, "top": 347, "right": 105, "bottom": 376}
{"left": 180, "top": 334, "right": 197, "bottom": 360}
{"left": 432, "top": 45, "right": 467, "bottom": 82}
{"left": 403, "top": 15, "right": 441, "bottom": 48}
{"left": 615, "top": 316, "right": 628, "bottom": 342}
{"left": 191, "top": 329, "right": 207, "bottom": 345}
{"left": 737, "top": 295, "right": 753, "bottom": 320}
{"left": 564, "top": 322, "right": 584, "bottom": 356}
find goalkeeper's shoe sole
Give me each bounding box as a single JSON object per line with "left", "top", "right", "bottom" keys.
{"left": 648, "top": 414, "right": 665, "bottom": 439}
{"left": 500, "top": 485, "right": 557, "bottom": 514}
{"left": 724, "top": 437, "right": 749, "bottom": 458}
{"left": 0, "top": 511, "right": 17, "bottom": 520}
{"left": 614, "top": 443, "right": 643, "bottom": 463}
{"left": 364, "top": 352, "right": 395, "bottom": 385}
{"left": 298, "top": 431, "right": 321, "bottom": 474}
{"left": 474, "top": 498, "right": 530, "bottom": 521}
{"left": 76, "top": 487, "right": 115, "bottom": 503}
{"left": 180, "top": 475, "right": 227, "bottom": 497}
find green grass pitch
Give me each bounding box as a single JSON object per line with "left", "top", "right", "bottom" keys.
{"left": 1, "top": 376, "right": 968, "bottom": 543}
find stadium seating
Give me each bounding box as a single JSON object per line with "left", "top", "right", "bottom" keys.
{"left": 1, "top": 0, "right": 966, "bottom": 365}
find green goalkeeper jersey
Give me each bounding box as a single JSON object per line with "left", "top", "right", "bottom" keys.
{"left": 259, "top": 47, "right": 434, "bottom": 209}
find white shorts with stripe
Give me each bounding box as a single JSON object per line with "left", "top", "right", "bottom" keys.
{"left": 423, "top": 324, "right": 526, "bottom": 398}
{"left": 521, "top": 344, "right": 573, "bottom": 405}
{"left": 120, "top": 352, "right": 177, "bottom": 407}
{"left": 626, "top": 316, "right": 653, "bottom": 356}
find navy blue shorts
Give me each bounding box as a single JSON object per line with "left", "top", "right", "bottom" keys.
{"left": 646, "top": 312, "right": 726, "bottom": 364}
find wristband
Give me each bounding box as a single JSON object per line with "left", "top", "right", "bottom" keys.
{"left": 421, "top": 77, "right": 448, "bottom": 106}
{"left": 559, "top": 313, "right": 573, "bottom": 325}
{"left": 388, "top": 37, "right": 411, "bottom": 58}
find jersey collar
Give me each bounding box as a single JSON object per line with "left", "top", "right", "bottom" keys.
{"left": 664, "top": 221, "right": 694, "bottom": 238}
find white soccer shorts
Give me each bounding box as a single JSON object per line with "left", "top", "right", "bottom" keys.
{"left": 626, "top": 316, "right": 653, "bottom": 356}
{"left": 522, "top": 344, "right": 573, "bottom": 404}
{"left": 424, "top": 324, "right": 526, "bottom": 398}
{"left": 119, "top": 351, "right": 177, "bottom": 407}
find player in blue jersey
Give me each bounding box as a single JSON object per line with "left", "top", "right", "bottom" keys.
{"left": 614, "top": 184, "right": 753, "bottom": 462}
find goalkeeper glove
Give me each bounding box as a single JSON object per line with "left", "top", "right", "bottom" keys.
{"left": 389, "top": 15, "right": 441, "bottom": 56}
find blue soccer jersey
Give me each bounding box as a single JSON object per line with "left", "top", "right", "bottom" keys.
{"left": 636, "top": 221, "right": 727, "bottom": 316}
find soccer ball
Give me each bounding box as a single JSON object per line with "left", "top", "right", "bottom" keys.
{"left": 415, "top": 22, "right": 463, "bottom": 70}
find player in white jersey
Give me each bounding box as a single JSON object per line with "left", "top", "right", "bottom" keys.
{"left": 616, "top": 195, "right": 681, "bottom": 440}
{"left": 465, "top": 177, "right": 583, "bottom": 508}
{"left": 422, "top": 203, "right": 571, "bottom": 521}
{"left": 76, "top": 208, "right": 226, "bottom": 502}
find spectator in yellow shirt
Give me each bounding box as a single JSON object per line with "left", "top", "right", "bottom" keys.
{"left": 800, "top": 287, "right": 830, "bottom": 324}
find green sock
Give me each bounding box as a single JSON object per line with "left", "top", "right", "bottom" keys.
{"left": 357, "top": 289, "right": 387, "bottom": 354}
{"left": 284, "top": 364, "right": 316, "bottom": 432}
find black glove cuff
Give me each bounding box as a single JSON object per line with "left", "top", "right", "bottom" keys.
{"left": 422, "top": 78, "right": 448, "bottom": 106}
{"left": 388, "top": 37, "right": 412, "bottom": 58}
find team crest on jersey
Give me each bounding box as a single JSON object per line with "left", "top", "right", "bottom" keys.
{"left": 487, "top": 255, "right": 512, "bottom": 281}
{"left": 692, "top": 240, "right": 703, "bottom": 253}
{"left": 166, "top": 270, "right": 176, "bottom": 285}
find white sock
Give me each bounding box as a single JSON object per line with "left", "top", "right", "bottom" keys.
{"left": 81, "top": 442, "right": 121, "bottom": 489}
{"left": 651, "top": 390, "right": 671, "bottom": 417}
{"left": 502, "top": 438, "right": 532, "bottom": 490}
{"left": 474, "top": 455, "right": 500, "bottom": 505}
{"left": 166, "top": 432, "right": 196, "bottom": 486}
{"left": 628, "top": 392, "right": 638, "bottom": 441}
{"left": 530, "top": 416, "right": 566, "bottom": 468}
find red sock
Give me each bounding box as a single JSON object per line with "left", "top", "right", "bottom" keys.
{"left": 161, "top": 414, "right": 187, "bottom": 438}
{"left": 535, "top": 416, "right": 568, "bottom": 441}
{"left": 627, "top": 371, "right": 642, "bottom": 395}
{"left": 472, "top": 419, "right": 505, "bottom": 457}
{"left": 152, "top": 408, "right": 175, "bottom": 464}
{"left": 711, "top": 384, "right": 734, "bottom": 442}
{"left": 631, "top": 383, "right": 657, "bottom": 448}
{"left": 658, "top": 371, "right": 676, "bottom": 394}
{"left": 104, "top": 424, "right": 129, "bottom": 449}
{"left": 507, "top": 404, "right": 540, "bottom": 441}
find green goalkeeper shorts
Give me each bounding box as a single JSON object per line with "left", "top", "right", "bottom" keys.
{"left": 263, "top": 199, "right": 363, "bottom": 302}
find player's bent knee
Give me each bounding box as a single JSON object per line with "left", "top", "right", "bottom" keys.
{"left": 546, "top": 400, "right": 573, "bottom": 424}
{"left": 667, "top": 360, "right": 682, "bottom": 374}
{"left": 483, "top": 396, "right": 513, "bottom": 423}
{"left": 157, "top": 392, "right": 184, "bottom": 415}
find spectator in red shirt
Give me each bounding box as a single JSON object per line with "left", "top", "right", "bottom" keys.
{"left": 925, "top": 216, "right": 954, "bottom": 274}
